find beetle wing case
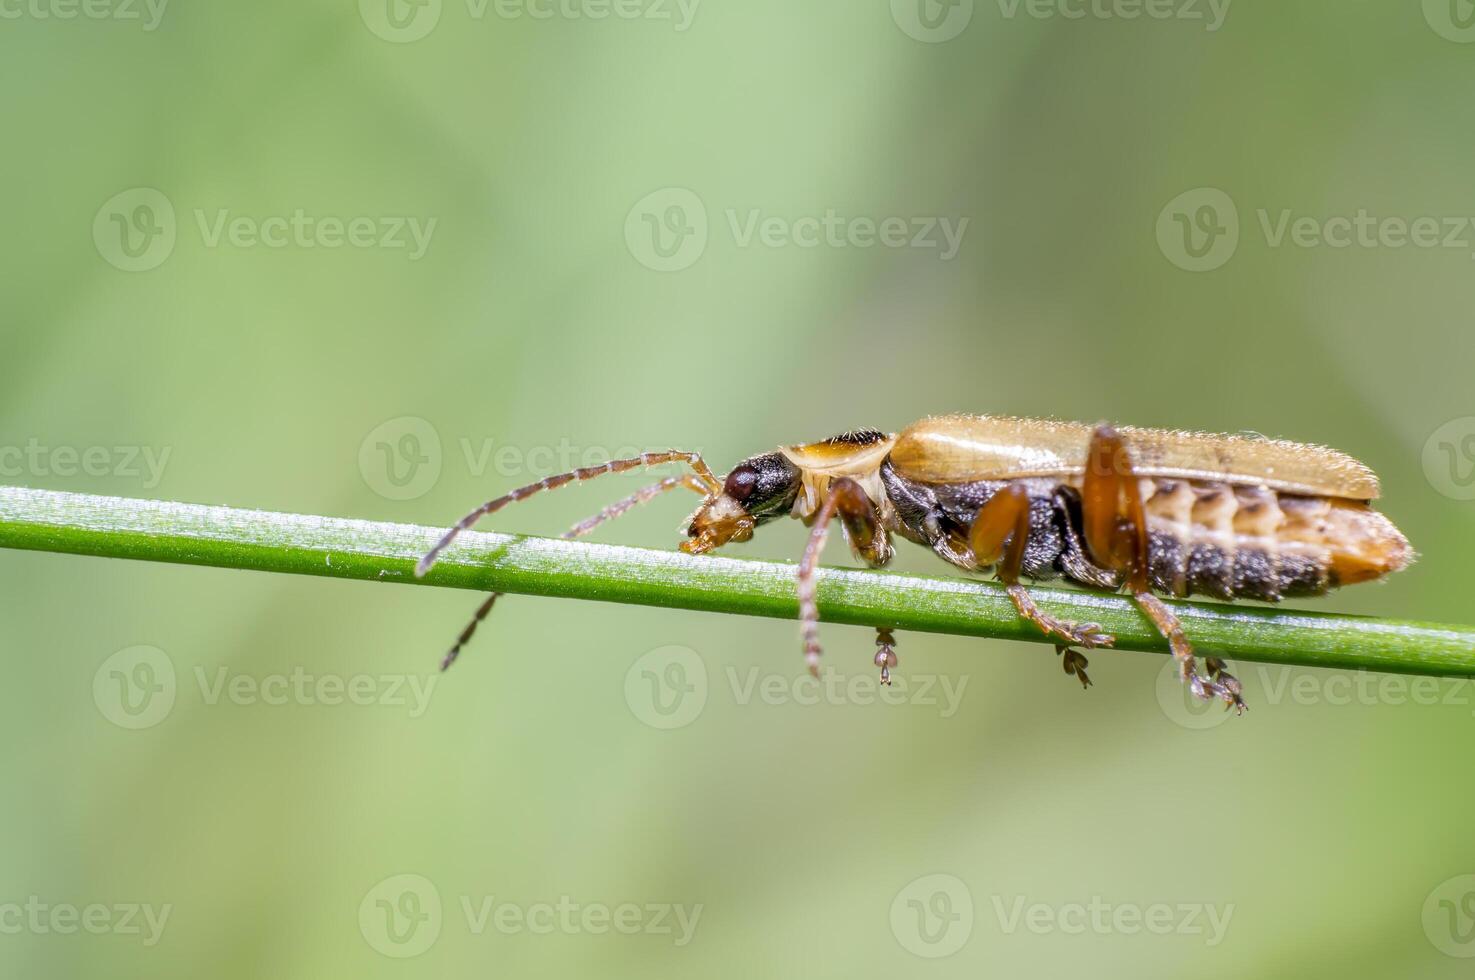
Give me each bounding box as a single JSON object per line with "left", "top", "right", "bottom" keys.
{"left": 889, "top": 414, "right": 1381, "bottom": 500}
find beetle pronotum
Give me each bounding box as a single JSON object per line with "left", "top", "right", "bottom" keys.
{"left": 415, "top": 415, "right": 1413, "bottom": 714}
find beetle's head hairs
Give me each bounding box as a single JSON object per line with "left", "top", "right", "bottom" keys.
{"left": 681, "top": 452, "right": 802, "bottom": 555}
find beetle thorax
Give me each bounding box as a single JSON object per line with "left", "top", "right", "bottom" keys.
{"left": 779, "top": 434, "right": 896, "bottom": 522}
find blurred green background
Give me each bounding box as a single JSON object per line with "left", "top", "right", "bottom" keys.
{"left": 4, "top": 0, "right": 1475, "bottom": 976}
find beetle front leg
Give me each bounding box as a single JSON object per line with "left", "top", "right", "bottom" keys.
{"left": 967, "top": 483, "right": 1115, "bottom": 656}
{"left": 1082, "top": 425, "right": 1246, "bottom": 714}
{"left": 1056, "top": 644, "right": 1093, "bottom": 689}
{"left": 796, "top": 477, "right": 896, "bottom": 681}
{"left": 874, "top": 628, "right": 899, "bottom": 686}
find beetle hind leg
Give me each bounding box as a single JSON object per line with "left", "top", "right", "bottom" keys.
{"left": 1082, "top": 425, "right": 1247, "bottom": 714}
{"left": 1134, "top": 591, "right": 1246, "bottom": 713}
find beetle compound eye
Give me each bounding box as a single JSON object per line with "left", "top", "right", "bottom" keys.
{"left": 724, "top": 465, "right": 759, "bottom": 502}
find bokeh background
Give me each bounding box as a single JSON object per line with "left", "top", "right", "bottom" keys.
{"left": 4, "top": 0, "right": 1475, "bottom": 976}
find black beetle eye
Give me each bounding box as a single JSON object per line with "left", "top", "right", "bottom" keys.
{"left": 724, "top": 465, "right": 759, "bottom": 502}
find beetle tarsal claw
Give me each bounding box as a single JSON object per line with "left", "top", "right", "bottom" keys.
{"left": 1069, "top": 621, "right": 1115, "bottom": 650}
{"left": 1205, "top": 657, "right": 1248, "bottom": 714}
{"left": 873, "top": 628, "right": 899, "bottom": 686}
{"left": 1055, "top": 645, "right": 1093, "bottom": 690}
{"left": 1184, "top": 659, "right": 1249, "bottom": 715}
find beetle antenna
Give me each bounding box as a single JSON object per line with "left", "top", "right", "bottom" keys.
{"left": 436, "top": 474, "right": 710, "bottom": 670}
{"left": 416, "top": 450, "right": 720, "bottom": 578}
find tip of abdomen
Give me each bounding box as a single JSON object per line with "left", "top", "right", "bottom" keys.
{"left": 1326, "top": 500, "right": 1413, "bottom": 587}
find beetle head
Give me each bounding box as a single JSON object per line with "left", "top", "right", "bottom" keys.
{"left": 682, "top": 452, "right": 802, "bottom": 555}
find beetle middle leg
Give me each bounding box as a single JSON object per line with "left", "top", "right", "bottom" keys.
{"left": 796, "top": 477, "right": 895, "bottom": 680}
{"left": 1082, "top": 425, "right": 1246, "bottom": 714}
{"left": 966, "top": 483, "right": 1114, "bottom": 661}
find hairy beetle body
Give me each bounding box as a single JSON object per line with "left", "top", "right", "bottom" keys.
{"left": 421, "top": 413, "right": 1413, "bottom": 714}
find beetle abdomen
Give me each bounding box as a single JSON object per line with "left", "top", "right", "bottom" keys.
{"left": 1135, "top": 479, "right": 1411, "bottom": 601}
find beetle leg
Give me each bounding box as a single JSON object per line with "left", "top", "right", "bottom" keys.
{"left": 1055, "top": 644, "right": 1092, "bottom": 689}
{"left": 796, "top": 477, "right": 893, "bottom": 679}
{"left": 1205, "top": 656, "right": 1245, "bottom": 707}
{"left": 1082, "top": 425, "right": 1247, "bottom": 714}
{"left": 437, "top": 474, "right": 710, "bottom": 671}
{"left": 874, "top": 628, "right": 899, "bottom": 686}
{"left": 968, "top": 482, "right": 1115, "bottom": 653}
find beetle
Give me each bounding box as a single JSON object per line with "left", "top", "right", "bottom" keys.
{"left": 414, "top": 415, "right": 1412, "bottom": 714}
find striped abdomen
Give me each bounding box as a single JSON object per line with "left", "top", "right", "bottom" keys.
{"left": 1128, "top": 478, "right": 1411, "bottom": 601}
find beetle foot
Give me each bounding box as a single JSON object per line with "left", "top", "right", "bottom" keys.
{"left": 1055, "top": 645, "right": 1092, "bottom": 690}
{"left": 1205, "top": 656, "right": 1248, "bottom": 715}
{"left": 1183, "top": 658, "right": 1248, "bottom": 715}
{"left": 1006, "top": 585, "right": 1115, "bottom": 650}
{"left": 874, "top": 628, "right": 898, "bottom": 686}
